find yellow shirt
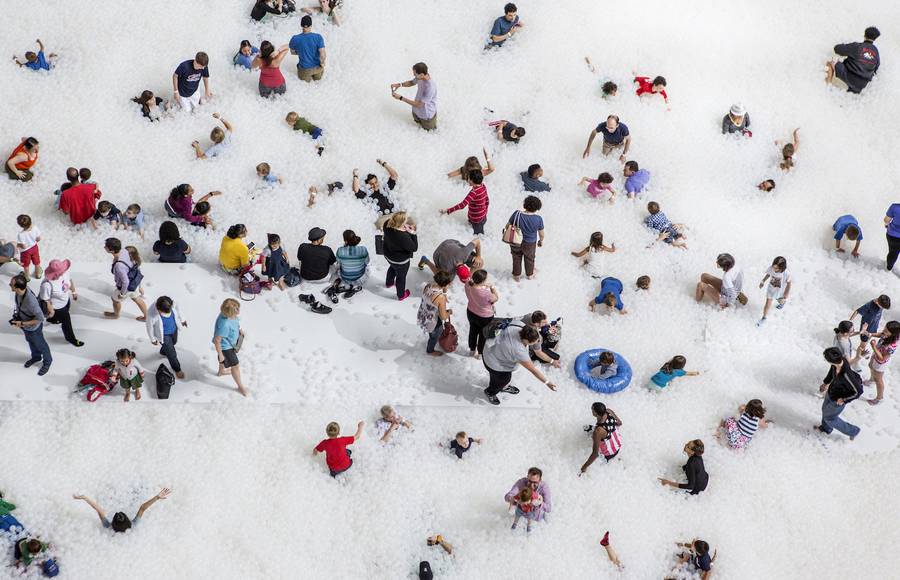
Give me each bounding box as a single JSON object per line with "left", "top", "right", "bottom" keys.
{"left": 219, "top": 236, "right": 250, "bottom": 271}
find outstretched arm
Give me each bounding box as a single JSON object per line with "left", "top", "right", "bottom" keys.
{"left": 379, "top": 159, "right": 398, "bottom": 181}
{"left": 73, "top": 494, "right": 107, "bottom": 524}
{"left": 136, "top": 487, "right": 171, "bottom": 519}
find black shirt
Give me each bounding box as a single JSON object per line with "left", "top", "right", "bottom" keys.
{"left": 823, "top": 361, "right": 863, "bottom": 403}
{"left": 382, "top": 227, "right": 418, "bottom": 263}
{"left": 502, "top": 123, "right": 520, "bottom": 143}
{"left": 450, "top": 438, "right": 474, "bottom": 459}
{"left": 93, "top": 204, "right": 122, "bottom": 223}
{"left": 356, "top": 177, "right": 396, "bottom": 214}
{"left": 678, "top": 455, "right": 708, "bottom": 495}
{"left": 834, "top": 41, "right": 880, "bottom": 93}
{"left": 251, "top": 0, "right": 283, "bottom": 20}
{"left": 153, "top": 239, "right": 189, "bottom": 263}
{"left": 296, "top": 243, "right": 336, "bottom": 281}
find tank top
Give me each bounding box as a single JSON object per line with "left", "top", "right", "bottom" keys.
{"left": 259, "top": 64, "right": 285, "bottom": 88}
{"left": 596, "top": 415, "right": 622, "bottom": 457}
{"left": 737, "top": 412, "right": 759, "bottom": 439}
{"left": 7, "top": 142, "right": 38, "bottom": 169}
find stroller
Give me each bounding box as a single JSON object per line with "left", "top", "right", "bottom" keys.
{"left": 75, "top": 362, "right": 116, "bottom": 402}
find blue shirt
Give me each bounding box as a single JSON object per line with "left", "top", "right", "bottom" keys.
{"left": 161, "top": 312, "right": 177, "bottom": 336}
{"left": 213, "top": 314, "right": 240, "bottom": 350}
{"left": 233, "top": 47, "right": 259, "bottom": 70}
{"left": 650, "top": 367, "right": 686, "bottom": 387}
{"left": 263, "top": 174, "right": 279, "bottom": 184}
{"left": 509, "top": 211, "right": 544, "bottom": 243}
{"left": 489, "top": 15, "right": 519, "bottom": 46}
{"left": 625, "top": 169, "right": 650, "bottom": 194}
{"left": 204, "top": 132, "right": 232, "bottom": 158}
{"left": 832, "top": 214, "right": 862, "bottom": 240}
{"left": 596, "top": 122, "right": 629, "bottom": 145}
{"left": 174, "top": 60, "right": 209, "bottom": 97}
{"left": 289, "top": 32, "right": 325, "bottom": 69}
{"left": 886, "top": 204, "right": 900, "bottom": 238}
{"left": 122, "top": 211, "right": 145, "bottom": 230}
{"left": 856, "top": 300, "right": 883, "bottom": 333}
{"left": 336, "top": 245, "right": 370, "bottom": 282}
{"left": 25, "top": 51, "right": 49, "bottom": 71}
{"left": 594, "top": 277, "right": 623, "bottom": 310}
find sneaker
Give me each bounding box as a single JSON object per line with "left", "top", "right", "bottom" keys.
{"left": 398, "top": 289, "right": 411, "bottom": 301}
{"left": 323, "top": 289, "right": 340, "bottom": 305}
{"left": 34, "top": 265, "right": 43, "bottom": 279}
{"left": 737, "top": 292, "right": 748, "bottom": 306}
{"left": 776, "top": 299, "right": 786, "bottom": 310}
{"left": 486, "top": 394, "right": 501, "bottom": 405}
{"left": 310, "top": 301, "right": 333, "bottom": 314}
{"left": 510, "top": 523, "right": 517, "bottom": 530}
{"left": 316, "top": 146, "right": 325, "bottom": 157}
{"left": 583, "top": 424, "right": 594, "bottom": 433}
{"left": 342, "top": 287, "right": 360, "bottom": 299}
{"left": 326, "top": 181, "right": 343, "bottom": 193}
{"left": 37, "top": 364, "right": 51, "bottom": 376}
{"left": 71, "top": 340, "right": 85, "bottom": 347}
{"left": 298, "top": 293, "right": 315, "bottom": 304}
{"left": 501, "top": 385, "right": 520, "bottom": 394}
{"left": 600, "top": 531, "right": 610, "bottom": 547}
{"left": 756, "top": 317, "right": 766, "bottom": 327}
{"left": 24, "top": 358, "right": 41, "bottom": 368}
{"left": 417, "top": 256, "right": 429, "bottom": 270}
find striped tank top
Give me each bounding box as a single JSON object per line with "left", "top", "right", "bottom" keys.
{"left": 596, "top": 416, "right": 622, "bottom": 458}
{"left": 737, "top": 412, "right": 759, "bottom": 439}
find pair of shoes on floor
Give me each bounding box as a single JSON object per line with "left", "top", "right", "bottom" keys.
{"left": 298, "top": 293, "right": 332, "bottom": 314}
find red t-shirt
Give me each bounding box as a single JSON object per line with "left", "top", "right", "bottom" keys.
{"left": 315, "top": 436, "right": 354, "bottom": 471}
{"left": 59, "top": 183, "right": 101, "bottom": 225}
{"left": 634, "top": 77, "right": 668, "bottom": 103}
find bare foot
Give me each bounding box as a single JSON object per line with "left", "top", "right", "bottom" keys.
{"left": 135, "top": 389, "right": 142, "bottom": 401}
{"left": 217, "top": 369, "right": 229, "bottom": 376}
{"left": 428, "top": 351, "right": 444, "bottom": 357}
{"left": 103, "top": 312, "right": 119, "bottom": 319}
{"left": 176, "top": 371, "right": 185, "bottom": 379}
{"left": 512, "top": 276, "right": 520, "bottom": 282}
{"left": 136, "top": 316, "right": 146, "bottom": 322}
{"left": 238, "top": 386, "right": 249, "bottom": 397}
{"left": 124, "top": 393, "right": 131, "bottom": 402}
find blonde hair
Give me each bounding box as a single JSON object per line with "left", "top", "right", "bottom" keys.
{"left": 455, "top": 431, "right": 467, "bottom": 439}
{"left": 380, "top": 405, "right": 394, "bottom": 418}
{"left": 385, "top": 212, "right": 408, "bottom": 230}
{"left": 220, "top": 298, "right": 240, "bottom": 318}
{"left": 326, "top": 422, "right": 340, "bottom": 437}
{"left": 285, "top": 111, "right": 298, "bottom": 122}
{"left": 126, "top": 246, "right": 142, "bottom": 267}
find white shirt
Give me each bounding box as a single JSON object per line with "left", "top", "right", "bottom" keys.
{"left": 38, "top": 272, "right": 72, "bottom": 310}
{"left": 720, "top": 266, "right": 744, "bottom": 305}
{"left": 765, "top": 266, "right": 792, "bottom": 288}
{"left": 17, "top": 226, "right": 41, "bottom": 250}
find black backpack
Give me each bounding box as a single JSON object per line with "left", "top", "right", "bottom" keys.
{"left": 482, "top": 317, "right": 517, "bottom": 340}
{"left": 156, "top": 363, "right": 175, "bottom": 399}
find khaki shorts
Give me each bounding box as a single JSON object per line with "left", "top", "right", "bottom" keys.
{"left": 413, "top": 112, "right": 437, "bottom": 131}
{"left": 112, "top": 289, "right": 139, "bottom": 302}
{"left": 298, "top": 66, "right": 324, "bottom": 82}
{"left": 602, "top": 141, "right": 623, "bottom": 156}
{"left": 829, "top": 74, "right": 849, "bottom": 91}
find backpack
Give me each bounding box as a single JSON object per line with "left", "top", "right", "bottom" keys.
{"left": 482, "top": 317, "right": 516, "bottom": 340}
{"left": 156, "top": 363, "right": 175, "bottom": 399}
{"left": 283, "top": 267, "right": 302, "bottom": 287}
{"left": 114, "top": 260, "right": 144, "bottom": 292}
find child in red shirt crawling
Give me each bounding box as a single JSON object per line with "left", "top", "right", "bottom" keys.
{"left": 314, "top": 420, "right": 365, "bottom": 477}
{"left": 634, "top": 75, "right": 668, "bottom": 103}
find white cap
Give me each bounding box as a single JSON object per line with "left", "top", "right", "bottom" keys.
{"left": 730, "top": 103, "right": 746, "bottom": 117}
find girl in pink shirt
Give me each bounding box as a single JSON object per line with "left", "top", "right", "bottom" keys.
{"left": 464, "top": 269, "right": 498, "bottom": 358}
{"left": 578, "top": 172, "right": 616, "bottom": 202}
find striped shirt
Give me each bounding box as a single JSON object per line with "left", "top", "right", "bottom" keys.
{"left": 597, "top": 416, "right": 621, "bottom": 457}
{"left": 737, "top": 412, "right": 759, "bottom": 439}
{"left": 336, "top": 245, "right": 370, "bottom": 282}
{"left": 447, "top": 184, "right": 489, "bottom": 224}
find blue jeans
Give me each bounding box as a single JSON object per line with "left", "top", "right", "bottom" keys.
{"left": 23, "top": 324, "right": 52, "bottom": 366}
{"left": 161, "top": 331, "right": 181, "bottom": 373}
{"left": 820, "top": 397, "right": 860, "bottom": 438}
{"left": 426, "top": 319, "right": 443, "bottom": 353}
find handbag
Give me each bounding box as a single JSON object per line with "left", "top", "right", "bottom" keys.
{"left": 239, "top": 269, "right": 272, "bottom": 301}
{"left": 156, "top": 363, "right": 175, "bottom": 399}
{"left": 438, "top": 319, "right": 459, "bottom": 353}
{"left": 501, "top": 211, "right": 523, "bottom": 245}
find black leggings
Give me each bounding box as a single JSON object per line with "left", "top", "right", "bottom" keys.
{"left": 385, "top": 260, "right": 410, "bottom": 298}
{"left": 887, "top": 233, "right": 900, "bottom": 271}
{"left": 466, "top": 310, "right": 493, "bottom": 354}
{"left": 484, "top": 362, "right": 512, "bottom": 397}
{"left": 47, "top": 299, "right": 80, "bottom": 345}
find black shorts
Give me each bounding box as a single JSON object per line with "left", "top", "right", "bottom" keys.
{"left": 221, "top": 348, "right": 239, "bottom": 368}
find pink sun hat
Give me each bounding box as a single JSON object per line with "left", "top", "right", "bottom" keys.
{"left": 43, "top": 259, "right": 72, "bottom": 281}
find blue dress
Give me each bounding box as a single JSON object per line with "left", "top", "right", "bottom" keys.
{"left": 264, "top": 246, "right": 290, "bottom": 281}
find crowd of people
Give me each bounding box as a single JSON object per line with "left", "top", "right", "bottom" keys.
{"left": 1, "top": 6, "right": 895, "bottom": 578}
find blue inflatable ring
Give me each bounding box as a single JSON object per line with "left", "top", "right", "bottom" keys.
{"left": 574, "top": 349, "right": 632, "bottom": 394}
